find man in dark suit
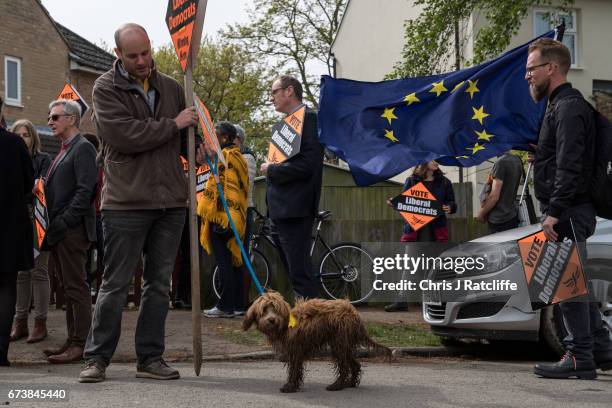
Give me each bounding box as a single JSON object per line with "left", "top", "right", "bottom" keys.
{"left": 42, "top": 99, "right": 97, "bottom": 364}
{"left": 0, "top": 95, "right": 34, "bottom": 366}
{"left": 260, "top": 75, "right": 324, "bottom": 299}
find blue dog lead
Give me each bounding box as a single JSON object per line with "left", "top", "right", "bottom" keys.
{"left": 205, "top": 154, "right": 264, "bottom": 295}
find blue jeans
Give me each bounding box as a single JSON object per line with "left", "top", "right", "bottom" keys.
{"left": 84, "top": 208, "right": 185, "bottom": 367}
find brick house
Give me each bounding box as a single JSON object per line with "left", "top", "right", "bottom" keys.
{"left": 0, "top": 0, "right": 114, "bottom": 155}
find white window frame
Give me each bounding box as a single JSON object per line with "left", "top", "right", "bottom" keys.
{"left": 4, "top": 55, "right": 22, "bottom": 106}
{"left": 533, "top": 9, "right": 578, "bottom": 68}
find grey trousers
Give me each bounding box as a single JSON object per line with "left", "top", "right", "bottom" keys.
{"left": 14, "top": 251, "right": 50, "bottom": 320}
{"left": 84, "top": 208, "right": 185, "bottom": 367}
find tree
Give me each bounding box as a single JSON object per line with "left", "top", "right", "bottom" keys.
{"left": 225, "top": 0, "right": 348, "bottom": 108}
{"left": 154, "top": 37, "right": 274, "bottom": 161}
{"left": 387, "top": 0, "right": 574, "bottom": 79}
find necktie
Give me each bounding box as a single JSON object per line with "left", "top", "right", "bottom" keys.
{"left": 46, "top": 143, "right": 67, "bottom": 180}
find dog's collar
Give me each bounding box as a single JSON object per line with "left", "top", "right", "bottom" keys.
{"left": 288, "top": 313, "right": 297, "bottom": 328}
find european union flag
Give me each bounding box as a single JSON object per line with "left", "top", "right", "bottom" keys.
{"left": 318, "top": 31, "right": 554, "bottom": 186}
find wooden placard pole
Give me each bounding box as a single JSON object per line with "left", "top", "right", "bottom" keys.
{"left": 187, "top": 0, "right": 207, "bottom": 377}
{"left": 167, "top": 0, "right": 208, "bottom": 376}
{"left": 184, "top": 64, "right": 202, "bottom": 376}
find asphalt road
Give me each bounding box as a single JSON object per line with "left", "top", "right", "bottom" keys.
{"left": 1, "top": 358, "right": 611, "bottom": 408}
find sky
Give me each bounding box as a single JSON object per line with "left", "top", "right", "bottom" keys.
{"left": 40, "top": 0, "right": 253, "bottom": 51}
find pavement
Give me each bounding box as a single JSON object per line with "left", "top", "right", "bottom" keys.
{"left": 1, "top": 360, "right": 611, "bottom": 408}
{"left": 7, "top": 305, "right": 612, "bottom": 407}
{"left": 7, "top": 304, "right": 426, "bottom": 365}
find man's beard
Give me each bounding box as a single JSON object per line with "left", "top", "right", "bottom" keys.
{"left": 529, "top": 80, "right": 549, "bottom": 102}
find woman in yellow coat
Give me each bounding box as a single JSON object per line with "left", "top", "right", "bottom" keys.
{"left": 197, "top": 122, "right": 248, "bottom": 318}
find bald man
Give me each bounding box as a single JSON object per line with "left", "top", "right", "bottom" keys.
{"left": 79, "top": 23, "right": 198, "bottom": 383}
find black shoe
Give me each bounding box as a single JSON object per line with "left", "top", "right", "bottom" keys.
{"left": 594, "top": 349, "right": 612, "bottom": 371}
{"left": 534, "top": 352, "right": 597, "bottom": 379}
{"left": 174, "top": 300, "right": 191, "bottom": 310}
{"left": 384, "top": 302, "right": 408, "bottom": 312}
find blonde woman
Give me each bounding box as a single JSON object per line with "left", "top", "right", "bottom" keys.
{"left": 9, "top": 119, "right": 52, "bottom": 343}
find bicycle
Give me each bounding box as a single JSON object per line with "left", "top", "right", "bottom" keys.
{"left": 211, "top": 208, "right": 375, "bottom": 304}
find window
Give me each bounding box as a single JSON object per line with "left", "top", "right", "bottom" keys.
{"left": 4, "top": 56, "right": 21, "bottom": 105}
{"left": 534, "top": 9, "right": 578, "bottom": 67}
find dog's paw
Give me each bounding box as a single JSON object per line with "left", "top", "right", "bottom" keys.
{"left": 280, "top": 384, "right": 298, "bottom": 393}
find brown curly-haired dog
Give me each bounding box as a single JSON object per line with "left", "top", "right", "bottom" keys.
{"left": 243, "top": 291, "right": 392, "bottom": 393}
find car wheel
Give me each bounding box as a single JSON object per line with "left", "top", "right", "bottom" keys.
{"left": 539, "top": 305, "right": 567, "bottom": 357}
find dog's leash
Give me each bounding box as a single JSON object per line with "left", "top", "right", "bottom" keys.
{"left": 206, "top": 154, "right": 264, "bottom": 295}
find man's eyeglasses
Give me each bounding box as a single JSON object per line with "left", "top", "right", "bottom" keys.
{"left": 271, "top": 86, "right": 287, "bottom": 96}
{"left": 525, "top": 62, "right": 550, "bottom": 77}
{"left": 47, "top": 114, "right": 74, "bottom": 122}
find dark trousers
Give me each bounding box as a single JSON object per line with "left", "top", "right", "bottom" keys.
{"left": 271, "top": 216, "right": 318, "bottom": 299}
{"left": 0, "top": 273, "right": 18, "bottom": 364}
{"left": 175, "top": 216, "right": 191, "bottom": 304}
{"left": 488, "top": 216, "right": 519, "bottom": 234}
{"left": 234, "top": 207, "right": 254, "bottom": 310}
{"left": 86, "top": 215, "right": 104, "bottom": 290}
{"left": 556, "top": 203, "right": 612, "bottom": 360}
{"left": 211, "top": 225, "right": 239, "bottom": 312}
{"left": 51, "top": 223, "right": 92, "bottom": 347}
{"left": 84, "top": 208, "right": 185, "bottom": 367}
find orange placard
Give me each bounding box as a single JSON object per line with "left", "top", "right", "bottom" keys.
{"left": 518, "top": 221, "right": 588, "bottom": 310}
{"left": 166, "top": 0, "right": 198, "bottom": 72}
{"left": 56, "top": 83, "right": 89, "bottom": 116}
{"left": 390, "top": 181, "right": 442, "bottom": 232}
{"left": 193, "top": 93, "right": 226, "bottom": 166}
{"left": 267, "top": 106, "right": 305, "bottom": 163}
{"left": 33, "top": 179, "right": 48, "bottom": 250}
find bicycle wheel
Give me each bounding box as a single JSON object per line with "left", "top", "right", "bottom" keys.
{"left": 212, "top": 249, "right": 270, "bottom": 301}
{"left": 318, "top": 242, "right": 374, "bottom": 304}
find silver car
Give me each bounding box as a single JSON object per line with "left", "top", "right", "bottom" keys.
{"left": 422, "top": 218, "right": 612, "bottom": 354}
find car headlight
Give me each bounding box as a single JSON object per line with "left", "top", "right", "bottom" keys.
{"left": 480, "top": 242, "right": 520, "bottom": 274}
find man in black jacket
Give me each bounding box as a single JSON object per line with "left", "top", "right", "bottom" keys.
{"left": 43, "top": 99, "right": 97, "bottom": 364}
{"left": 260, "top": 75, "right": 324, "bottom": 299}
{"left": 526, "top": 38, "right": 612, "bottom": 379}
{"left": 0, "top": 95, "right": 34, "bottom": 366}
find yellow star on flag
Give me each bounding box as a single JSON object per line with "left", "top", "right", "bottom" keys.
{"left": 451, "top": 81, "right": 465, "bottom": 93}
{"left": 381, "top": 107, "right": 398, "bottom": 125}
{"left": 404, "top": 92, "right": 420, "bottom": 105}
{"left": 472, "top": 105, "right": 490, "bottom": 125}
{"left": 465, "top": 79, "right": 480, "bottom": 99}
{"left": 430, "top": 81, "right": 448, "bottom": 97}
{"left": 384, "top": 129, "right": 399, "bottom": 142}
{"left": 467, "top": 143, "right": 486, "bottom": 154}
{"left": 475, "top": 129, "right": 494, "bottom": 141}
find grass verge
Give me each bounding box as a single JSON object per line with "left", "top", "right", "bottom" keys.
{"left": 219, "top": 321, "right": 440, "bottom": 348}
{"left": 366, "top": 322, "right": 441, "bottom": 347}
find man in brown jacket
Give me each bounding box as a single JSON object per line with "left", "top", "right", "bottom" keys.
{"left": 79, "top": 23, "right": 197, "bottom": 383}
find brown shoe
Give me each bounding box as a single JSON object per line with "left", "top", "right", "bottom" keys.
{"left": 27, "top": 319, "right": 47, "bottom": 343}
{"left": 47, "top": 345, "right": 83, "bottom": 364}
{"left": 9, "top": 318, "right": 28, "bottom": 342}
{"left": 43, "top": 341, "right": 70, "bottom": 357}
{"left": 79, "top": 360, "right": 106, "bottom": 383}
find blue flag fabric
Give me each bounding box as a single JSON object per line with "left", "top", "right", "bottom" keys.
{"left": 318, "top": 32, "right": 553, "bottom": 186}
